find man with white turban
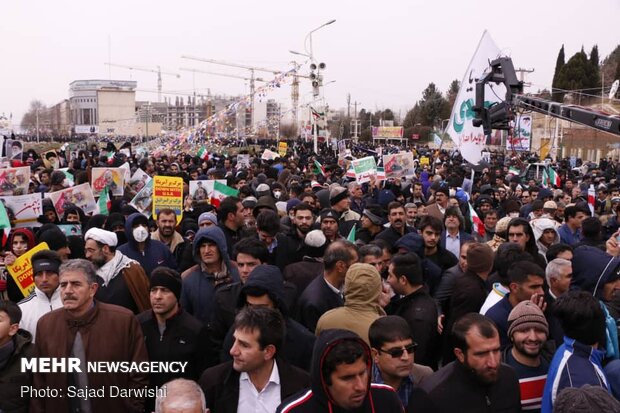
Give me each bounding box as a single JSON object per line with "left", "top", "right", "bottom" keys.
{"left": 84, "top": 227, "right": 151, "bottom": 314}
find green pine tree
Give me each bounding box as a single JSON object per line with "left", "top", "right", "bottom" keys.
{"left": 552, "top": 45, "right": 566, "bottom": 102}
{"left": 588, "top": 45, "right": 601, "bottom": 93}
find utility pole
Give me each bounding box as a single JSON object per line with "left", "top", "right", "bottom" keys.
{"left": 351, "top": 101, "right": 360, "bottom": 142}
{"left": 36, "top": 107, "right": 40, "bottom": 143}
{"left": 515, "top": 68, "right": 535, "bottom": 88}
{"left": 347, "top": 93, "right": 351, "bottom": 119}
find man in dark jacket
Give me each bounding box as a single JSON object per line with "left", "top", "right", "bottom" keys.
{"left": 296, "top": 240, "right": 358, "bottom": 332}
{"left": 0, "top": 301, "right": 34, "bottom": 413}
{"left": 180, "top": 226, "right": 240, "bottom": 328}
{"left": 217, "top": 196, "right": 245, "bottom": 259}
{"left": 200, "top": 306, "right": 310, "bottom": 413}
{"left": 409, "top": 313, "right": 521, "bottom": 413}
{"left": 220, "top": 265, "right": 315, "bottom": 371}
{"left": 118, "top": 212, "right": 177, "bottom": 277}
{"left": 386, "top": 253, "right": 439, "bottom": 369}
{"left": 376, "top": 201, "right": 414, "bottom": 249}
{"left": 137, "top": 267, "right": 210, "bottom": 412}
{"left": 277, "top": 329, "right": 403, "bottom": 412}
{"left": 443, "top": 243, "right": 494, "bottom": 363}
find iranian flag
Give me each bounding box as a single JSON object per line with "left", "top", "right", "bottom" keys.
{"left": 376, "top": 167, "right": 386, "bottom": 181}
{"left": 211, "top": 181, "right": 239, "bottom": 208}
{"left": 197, "top": 147, "right": 209, "bottom": 161}
{"left": 314, "top": 160, "right": 326, "bottom": 176}
{"left": 468, "top": 203, "right": 485, "bottom": 237}
{"left": 106, "top": 152, "right": 115, "bottom": 165}
{"left": 346, "top": 166, "right": 355, "bottom": 179}
{"left": 549, "top": 168, "right": 561, "bottom": 188}
{"left": 508, "top": 166, "right": 520, "bottom": 176}
{"left": 98, "top": 185, "right": 111, "bottom": 215}
{"left": 0, "top": 201, "right": 11, "bottom": 247}
{"left": 588, "top": 184, "right": 595, "bottom": 215}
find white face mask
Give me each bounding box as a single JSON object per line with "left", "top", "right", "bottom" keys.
{"left": 449, "top": 188, "right": 456, "bottom": 197}
{"left": 133, "top": 226, "right": 149, "bottom": 243}
{"left": 508, "top": 212, "right": 519, "bottom": 218}
{"left": 273, "top": 191, "right": 282, "bottom": 199}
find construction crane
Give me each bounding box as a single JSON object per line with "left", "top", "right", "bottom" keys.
{"left": 179, "top": 67, "right": 267, "bottom": 83}
{"left": 104, "top": 63, "right": 181, "bottom": 102}
{"left": 181, "top": 55, "right": 296, "bottom": 133}
{"left": 181, "top": 55, "right": 309, "bottom": 135}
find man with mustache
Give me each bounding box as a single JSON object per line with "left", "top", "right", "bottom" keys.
{"left": 275, "top": 203, "right": 315, "bottom": 269}
{"left": 502, "top": 300, "right": 551, "bottom": 412}
{"left": 409, "top": 313, "right": 521, "bottom": 412}
{"left": 376, "top": 201, "right": 415, "bottom": 248}
{"left": 31, "top": 259, "right": 149, "bottom": 413}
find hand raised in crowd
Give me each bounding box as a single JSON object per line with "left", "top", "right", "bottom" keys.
{"left": 606, "top": 231, "right": 620, "bottom": 257}
{"left": 530, "top": 292, "right": 547, "bottom": 313}
{"left": 4, "top": 252, "right": 17, "bottom": 266}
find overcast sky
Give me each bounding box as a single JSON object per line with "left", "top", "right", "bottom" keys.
{"left": 1, "top": 0, "right": 618, "bottom": 125}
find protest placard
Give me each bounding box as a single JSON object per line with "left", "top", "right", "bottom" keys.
{"left": 129, "top": 179, "right": 153, "bottom": 217}
{"left": 278, "top": 142, "right": 288, "bottom": 157}
{"left": 383, "top": 152, "right": 415, "bottom": 178}
{"left": 351, "top": 156, "right": 377, "bottom": 184}
{"left": 0, "top": 193, "right": 43, "bottom": 228}
{"left": 45, "top": 183, "right": 97, "bottom": 216}
{"left": 91, "top": 167, "right": 125, "bottom": 197}
{"left": 152, "top": 176, "right": 183, "bottom": 224}
{"left": 0, "top": 166, "right": 30, "bottom": 196}
{"left": 7, "top": 242, "right": 49, "bottom": 298}
{"left": 189, "top": 180, "right": 226, "bottom": 203}
{"left": 237, "top": 154, "right": 250, "bottom": 169}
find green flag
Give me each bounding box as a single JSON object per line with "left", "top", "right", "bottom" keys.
{"left": 98, "top": 185, "right": 110, "bottom": 215}
{"left": 347, "top": 225, "right": 356, "bottom": 242}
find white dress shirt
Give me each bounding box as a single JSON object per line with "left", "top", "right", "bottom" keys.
{"left": 238, "top": 361, "right": 281, "bottom": 413}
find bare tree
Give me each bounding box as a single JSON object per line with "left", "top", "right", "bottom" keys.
{"left": 20, "top": 100, "right": 49, "bottom": 132}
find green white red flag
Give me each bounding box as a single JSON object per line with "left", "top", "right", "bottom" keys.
{"left": 211, "top": 181, "right": 239, "bottom": 208}
{"left": 469, "top": 203, "right": 485, "bottom": 237}
{"left": 0, "top": 202, "right": 12, "bottom": 247}
{"left": 197, "top": 147, "right": 209, "bottom": 161}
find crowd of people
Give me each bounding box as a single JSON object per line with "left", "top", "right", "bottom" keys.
{"left": 3, "top": 136, "right": 620, "bottom": 412}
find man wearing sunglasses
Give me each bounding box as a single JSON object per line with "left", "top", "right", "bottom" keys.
{"left": 369, "top": 316, "right": 433, "bottom": 409}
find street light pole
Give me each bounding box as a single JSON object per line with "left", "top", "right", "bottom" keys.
{"left": 302, "top": 19, "right": 335, "bottom": 154}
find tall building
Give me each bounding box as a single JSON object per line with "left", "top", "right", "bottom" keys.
{"left": 69, "top": 80, "right": 137, "bottom": 135}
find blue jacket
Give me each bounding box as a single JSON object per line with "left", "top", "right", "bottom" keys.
{"left": 180, "top": 226, "right": 240, "bottom": 327}
{"left": 117, "top": 213, "right": 177, "bottom": 276}
{"left": 541, "top": 336, "right": 609, "bottom": 413}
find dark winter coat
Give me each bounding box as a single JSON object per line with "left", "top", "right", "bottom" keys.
{"left": 277, "top": 329, "right": 404, "bottom": 413}
{"left": 118, "top": 212, "right": 177, "bottom": 276}
{"left": 408, "top": 361, "right": 521, "bottom": 413}
{"left": 180, "top": 226, "right": 240, "bottom": 327}
{"left": 0, "top": 329, "right": 34, "bottom": 413}
{"left": 200, "top": 358, "right": 310, "bottom": 413}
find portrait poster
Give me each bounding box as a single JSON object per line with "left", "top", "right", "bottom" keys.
{"left": 189, "top": 180, "right": 226, "bottom": 203}
{"left": 91, "top": 167, "right": 124, "bottom": 197}
{"left": 383, "top": 152, "right": 415, "bottom": 178}
{"left": 4, "top": 139, "right": 23, "bottom": 162}
{"left": 58, "top": 224, "right": 82, "bottom": 237}
{"left": 45, "top": 183, "right": 97, "bottom": 216}
{"left": 237, "top": 154, "right": 250, "bottom": 169}
{"left": 0, "top": 166, "right": 30, "bottom": 195}
{"left": 129, "top": 179, "right": 154, "bottom": 217}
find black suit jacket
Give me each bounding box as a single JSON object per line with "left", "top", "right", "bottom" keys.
{"left": 199, "top": 358, "right": 310, "bottom": 413}
{"left": 295, "top": 276, "right": 343, "bottom": 332}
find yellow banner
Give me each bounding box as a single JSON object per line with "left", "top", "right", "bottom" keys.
{"left": 420, "top": 157, "right": 430, "bottom": 166}
{"left": 278, "top": 142, "right": 288, "bottom": 157}
{"left": 152, "top": 176, "right": 184, "bottom": 224}
{"left": 7, "top": 242, "right": 50, "bottom": 298}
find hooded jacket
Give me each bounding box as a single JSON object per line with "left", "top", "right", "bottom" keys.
{"left": 4, "top": 228, "right": 36, "bottom": 302}
{"left": 315, "top": 264, "right": 386, "bottom": 344}
{"left": 180, "top": 226, "right": 240, "bottom": 327}
{"left": 277, "top": 329, "right": 403, "bottom": 413}
{"left": 530, "top": 217, "right": 560, "bottom": 260}
{"left": 219, "top": 265, "right": 315, "bottom": 371}
{"left": 117, "top": 213, "right": 177, "bottom": 276}
{"left": 0, "top": 329, "right": 34, "bottom": 413}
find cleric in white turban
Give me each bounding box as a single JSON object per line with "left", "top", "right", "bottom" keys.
{"left": 84, "top": 227, "right": 118, "bottom": 247}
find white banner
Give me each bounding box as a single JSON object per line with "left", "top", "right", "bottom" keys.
{"left": 0, "top": 193, "right": 43, "bottom": 228}
{"left": 445, "top": 31, "right": 506, "bottom": 165}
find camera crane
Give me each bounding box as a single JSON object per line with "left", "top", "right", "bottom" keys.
{"left": 472, "top": 57, "right": 620, "bottom": 137}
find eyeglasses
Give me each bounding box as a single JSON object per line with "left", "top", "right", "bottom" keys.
{"left": 379, "top": 343, "right": 417, "bottom": 358}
